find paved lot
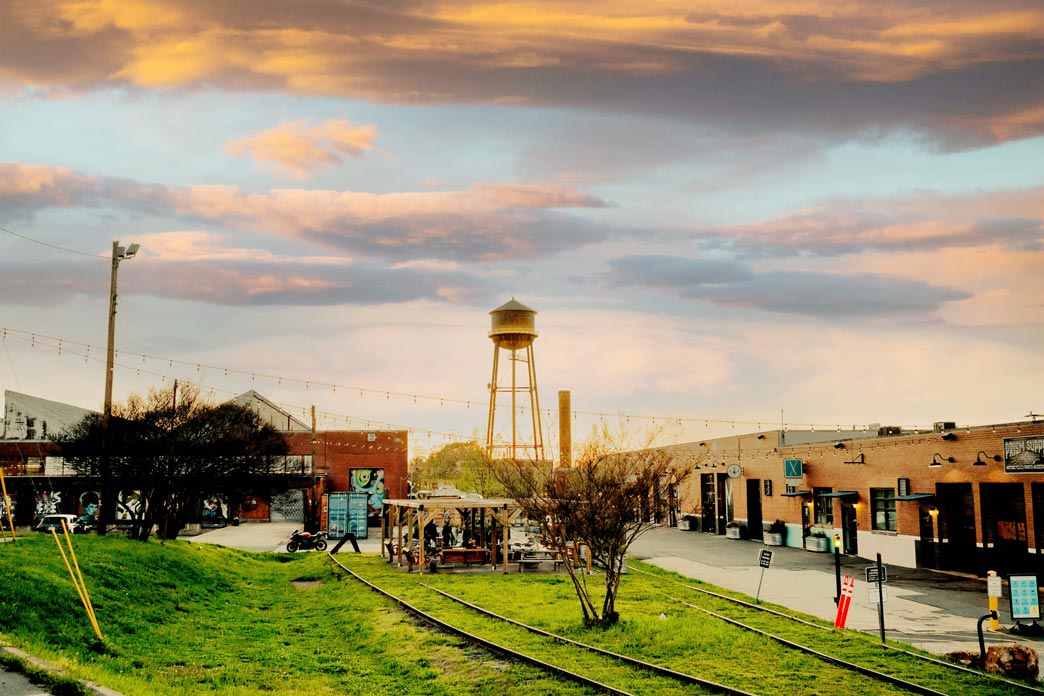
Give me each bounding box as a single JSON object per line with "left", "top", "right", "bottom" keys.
{"left": 629, "top": 526, "right": 1044, "bottom": 656}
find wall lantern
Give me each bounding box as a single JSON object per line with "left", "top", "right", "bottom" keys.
{"left": 930, "top": 453, "right": 954, "bottom": 467}
{"left": 973, "top": 450, "right": 1002, "bottom": 466}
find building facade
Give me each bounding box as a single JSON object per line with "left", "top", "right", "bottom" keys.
{"left": 0, "top": 390, "right": 408, "bottom": 533}
{"left": 669, "top": 419, "right": 1044, "bottom": 576}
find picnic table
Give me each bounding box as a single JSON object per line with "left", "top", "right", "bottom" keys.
{"left": 516, "top": 550, "right": 562, "bottom": 572}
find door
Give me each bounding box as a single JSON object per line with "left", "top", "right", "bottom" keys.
{"left": 840, "top": 503, "right": 858, "bottom": 554}
{"left": 701, "top": 474, "right": 716, "bottom": 533}
{"left": 746, "top": 479, "right": 763, "bottom": 541}
{"left": 937, "top": 483, "right": 977, "bottom": 573}
{"left": 916, "top": 505, "right": 938, "bottom": 568}
{"left": 980, "top": 483, "right": 1027, "bottom": 575}
{"left": 716, "top": 473, "right": 728, "bottom": 534}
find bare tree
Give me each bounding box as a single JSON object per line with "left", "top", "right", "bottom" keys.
{"left": 54, "top": 384, "right": 288, "bottom": 541}
{"left": 495, "top": 423, "right": 689, "bottom": 627}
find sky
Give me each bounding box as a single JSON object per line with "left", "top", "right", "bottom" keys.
{"left": 1, "top": 0, "right": 1043, "bottom": 457}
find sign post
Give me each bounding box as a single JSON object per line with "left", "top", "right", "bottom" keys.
{"left": 987, "top": 570, "right": 1002, "bottom": 631}
{"left": 870, "top": 554, "right": 887, "bottom": 642}
{"left": 755, "top": 549, "right": 773, "bottom": 603}
{"left": 834, "top": 574, "right": 855, "bottom": 629}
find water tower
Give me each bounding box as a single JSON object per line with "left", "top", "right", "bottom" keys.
{"left": 485, "top": 299, "right": 544, "bottom": 461}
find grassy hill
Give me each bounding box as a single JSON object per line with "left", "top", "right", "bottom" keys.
{"left": 0, "top": 534, "right": 583, "bottom": 695}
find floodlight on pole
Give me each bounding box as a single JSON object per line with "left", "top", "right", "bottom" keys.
{"left": 100, "top": 240, "right": 137, "bottom": 536}
{"left": 103, "top": 241, "right": 138, "bottom": 424}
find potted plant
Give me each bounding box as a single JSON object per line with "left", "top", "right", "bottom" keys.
{"left": 679, "top": 514, "right": 700, "bottom": 531}
{"left": 764, "top": 519, "right": 786, "bottom": 546}
{"left": 805, "top": 529, "right": 830, "bottom": 552}
{"left": 726, "top": 521, "right": 742, "bottom": 539}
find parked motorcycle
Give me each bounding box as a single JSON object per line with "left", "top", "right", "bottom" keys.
{"left": 286, "top": 530, "right": 328, "bottom": 552}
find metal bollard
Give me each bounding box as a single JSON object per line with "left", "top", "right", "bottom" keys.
{"left": 978, "top": 611, "right": 999, "bottom": 664}
{"left": 987, "top": 570, "right": 1001, "bottom": 631}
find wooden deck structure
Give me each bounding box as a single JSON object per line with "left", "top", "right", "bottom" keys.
{"left": 381, "top": 497, "right": 523, "bottom": 572}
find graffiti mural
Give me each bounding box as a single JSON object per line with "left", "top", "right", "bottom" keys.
{"left": 117, "top": 490, "right": 143, "bottom": 521}
{"left": 79, "top": 491, "right": 100, "bottom": 527}
{"left": 350, "top": 468, "right": 385, "bottom": 516}
{"left": 0, "top": 492, "right": 14, "bottom": 528}
{"left": 202, "top": 495, "right": 229, "bottom": 527}
{"left": 35, "top": 490, "right": 61, "bottom": 521}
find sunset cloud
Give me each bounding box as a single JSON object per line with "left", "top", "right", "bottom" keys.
{"left": 0, "top": 163, "right": 612, "bottom": 261}
{"left": 603, "top": 255, "right": 969, "bottom": 318}
{"left": 2, "top": 2, "right": 1042, "bottom": 147}
{"left": 225, "top": 119, "right": 377, "bottom": 179}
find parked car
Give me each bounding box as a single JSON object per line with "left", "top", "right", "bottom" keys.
{"left": 34, "top": 514, "right": 84, "bottom": 534}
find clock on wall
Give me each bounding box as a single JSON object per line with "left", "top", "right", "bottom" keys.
{"left": 726, "top": 464, "right": 743, "bottom": 479}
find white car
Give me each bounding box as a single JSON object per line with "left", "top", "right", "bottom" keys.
{"left": 34, "top": 514, "right": 84, "bottom": 534}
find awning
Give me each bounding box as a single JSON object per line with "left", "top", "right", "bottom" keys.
{"left": 781, "top": 490, "right": 812, "bottom": 497}
{"left": 816, "top": 490, "right": 859, "bottom": 498}
{"left": 894, "top": 493, "right": 935, "bottom": 501}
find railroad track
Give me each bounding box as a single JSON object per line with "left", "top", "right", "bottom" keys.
{"left": 628, "top": 564, "right": 1044, "bottom": 696}
{"left": 327, "top": 553, "right": 1034, "bottom": 695}
{"left": 328, "top": 553, "right": 752, "bottom": 695}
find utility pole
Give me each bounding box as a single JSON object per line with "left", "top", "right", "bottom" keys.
{"left": 100, "top": 240, "right": 138, "bottom": 534}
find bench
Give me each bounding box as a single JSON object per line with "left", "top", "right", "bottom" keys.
{"left": 441, "top": 548, "right": 490, "bottom": 566}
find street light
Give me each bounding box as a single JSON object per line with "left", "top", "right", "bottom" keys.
{"left": 103, "top": 241, "right": 139, "bottom": 424}
{"left": 100, "top": 240, "right": 137, "bottom": 535}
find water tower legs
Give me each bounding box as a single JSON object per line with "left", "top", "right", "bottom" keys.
{"left": 485, "top": 343, "right": 544, "bottom": 461}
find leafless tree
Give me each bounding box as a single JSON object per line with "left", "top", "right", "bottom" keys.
{"left": 495, "top": 423, "right": 690, "bottom": 627}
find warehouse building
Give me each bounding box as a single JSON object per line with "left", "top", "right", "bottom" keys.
{"left": 668, "top": 418, "right": 1044, "bottom": 576}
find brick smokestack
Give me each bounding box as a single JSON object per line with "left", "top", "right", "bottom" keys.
{"left": 559, "top": 390, "right": 571, "bottom": 467}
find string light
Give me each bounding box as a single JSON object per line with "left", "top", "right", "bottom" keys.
{"left": 1, "top": 326, "right": 929, "bottom": 436}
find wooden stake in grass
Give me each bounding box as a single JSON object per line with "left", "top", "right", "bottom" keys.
{"left": 51, "top": 521, "right": 103, "bottom": 642}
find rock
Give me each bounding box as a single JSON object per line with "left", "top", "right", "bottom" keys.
{"left": 985, "top": 645, "right": 1039, "bottom": 681}
{"left": 945, "top": 650, "right": 981, "bottom": 668}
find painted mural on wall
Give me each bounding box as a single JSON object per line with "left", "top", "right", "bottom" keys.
{"left": 35, "top": 490, "right": 61, "bottom": 521}
{"left": 0, "top": 492, "right": 14, "bottom": 527}
{"left": 202, "top": 495, "right": 230, "bottom": 527}
{"left": 79, "top": 491, "right": 100, "bottom": 525}
{"left": 116, "top": 490, "right": 143, "bottom": 521}
{"left": 350, "top": 468, "right": 385, "bottom": 516}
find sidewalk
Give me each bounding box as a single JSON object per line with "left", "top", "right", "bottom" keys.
{"left": 628, "top": 527, "right": 1043, "bottom": 656}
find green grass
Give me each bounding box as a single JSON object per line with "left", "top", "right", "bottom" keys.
{"left": 0, "top": 536, "right": 1032, "bottom": 695}
{"left": 0, "top": 535, "right": 587, "bottom": 695}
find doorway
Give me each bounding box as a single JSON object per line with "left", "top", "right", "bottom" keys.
{"left": 937, "top": 483, "right": 977, "bottom": 573}
{"left": 980, "top": 483, "right": 1027, "bottom": 575}
{"left": 746, "top": 479, "right": 763, "bottom": 541}
{"left": 840, "top": 503, "right": 858, "bottom": 554}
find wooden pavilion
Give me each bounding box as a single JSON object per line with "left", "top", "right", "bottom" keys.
{"left": 381, "top": 497, "right": 523, "bottom": 572}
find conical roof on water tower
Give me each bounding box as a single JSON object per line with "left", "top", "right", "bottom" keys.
{"left": 489, "top": 298, "right": 537, "bottom": 350}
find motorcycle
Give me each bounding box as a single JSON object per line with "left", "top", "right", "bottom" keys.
{"left": 286, "top": 530, "right": 328, "bottom": 552}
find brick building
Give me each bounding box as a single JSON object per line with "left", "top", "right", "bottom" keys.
{"left": 668, "top": 419, "right": 1044, "bottom": 576}
{"left": 0, "top": 389, "right": 408, "bottom": 533}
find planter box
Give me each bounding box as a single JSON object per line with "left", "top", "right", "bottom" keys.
{"left": 805, "top": 536, "right": 830, "bottom": 552}
{"left": 763, "top": 532, "right": 784, "bottom": 546}
{"left": 678, "top": 519, "right": 691, "bottom": 531}
{"left": 726, "top": 527, "right": 742, "bottom": 539}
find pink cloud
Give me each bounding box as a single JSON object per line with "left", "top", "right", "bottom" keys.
{"left": 225, "top": 119, "right": 377, "bottom": 179}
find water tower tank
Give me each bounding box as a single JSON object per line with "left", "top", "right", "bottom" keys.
{"left": 489, "top": 298, "right": 537, "bottom": 350}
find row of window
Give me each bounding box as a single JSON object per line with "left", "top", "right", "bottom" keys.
{"left": 811, "top": 487, "right": 897, "bottom": 532}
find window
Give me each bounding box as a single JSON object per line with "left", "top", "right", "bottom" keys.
{"left": 813, "top": 487, "right": 833, "bottom": 525}
{"left": 871, "top": 488, "right": 897, "bottom": 531}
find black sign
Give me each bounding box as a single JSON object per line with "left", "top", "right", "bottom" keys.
{"left": 1004, "top": 435, "right": 1044, "bottom": 473}
{"left": 759, "top": 549, "right": 773, "bottom": 568}
{"left": 897, "top": 478, "right": 910, "bottom": 498}
{"left": 865, "top": 565, "right": 888, "bottom": 584}
{"left": 764, "top": 480, "right": 773, "bottom": 497}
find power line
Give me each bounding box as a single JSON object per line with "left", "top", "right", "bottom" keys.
{"left": 0, "top": 224, "right": 109, "bottom": 260}
{"left": 0, "top": 325, "right": 918, "bottom": 434}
